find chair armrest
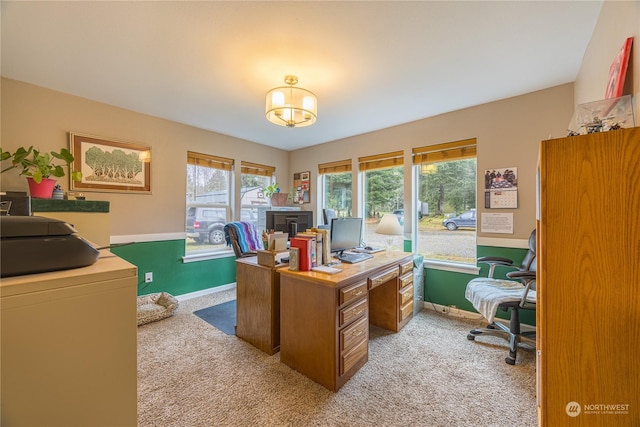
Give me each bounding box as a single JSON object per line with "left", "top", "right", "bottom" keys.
{"left": 506, "top": 270, "right": 536, "bottom": 280}
{"left": 477, "top": 256, "right": 514, "bottom": 266}
{"left": 478, "top": 256, "right": 516, "bottom": 278}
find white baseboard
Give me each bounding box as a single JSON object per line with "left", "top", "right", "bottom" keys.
{"left": 176, "top": 283, "right": 236, "bottom": 301}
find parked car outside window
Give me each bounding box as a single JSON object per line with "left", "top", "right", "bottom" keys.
{"left": 186, "top": 207, "right": 226, "bottom": 245}
{"left": 393, "top": 209, "right": 404, "bottom": 225}
{"left": 442, "top": 208, "right": 476, "bottom": 230}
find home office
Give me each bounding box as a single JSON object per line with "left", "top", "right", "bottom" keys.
{"left": 1, "top": 1, "right": 639, "bottom": 426}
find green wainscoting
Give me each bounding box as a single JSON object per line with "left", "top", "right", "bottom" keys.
{"left": 111, "top": 240, "right": 236, "bottom": 297}
{"left": 423, "top": 244, "right": 535, "bottom": 325}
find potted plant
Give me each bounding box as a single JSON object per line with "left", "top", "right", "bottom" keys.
{"left": 1, "top": 146, "right": 82, "bottom": 199}
{"left": 262, "top": 182, "right": 288, "bottom": 206}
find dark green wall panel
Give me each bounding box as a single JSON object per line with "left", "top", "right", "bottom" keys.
{"left": 423, "top": 245, "right": 535, "bottom": 325}
{"left": 112, "top": 240, "right": 236, "bottom": 296}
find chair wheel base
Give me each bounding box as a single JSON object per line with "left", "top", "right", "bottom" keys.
{"left": 505, "top": 357, "right": 516, "bottom": 365}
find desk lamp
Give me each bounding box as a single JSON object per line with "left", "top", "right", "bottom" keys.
{"left": 376, "top": 214, "right": 403, "bottom": 251}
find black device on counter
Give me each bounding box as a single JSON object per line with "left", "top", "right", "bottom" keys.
{"left": 0, "top": 216, "right": 100, "bottom": 277}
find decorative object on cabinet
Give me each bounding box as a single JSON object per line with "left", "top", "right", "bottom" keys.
{"left": 1, "top": 145, "right": 81, "bottom": 199}
{"left": 69, "top": 132, "right": 151, "bottom": 194}
{"left": 605, "top": 36, "right": 633, "bottom": 99}
{"left": 137, "top": 292, "right": 179, "bottom": 326}
{"left": 465, "top": 229, "right": 537, "bottom": 365}
{"left": 574, "top": 94, "right": 635, "bottom": 134}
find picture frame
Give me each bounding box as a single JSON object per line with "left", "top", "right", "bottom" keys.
{"left": 69, "top": 132, "right": 151, "bottom": 194}
{"left": 605, "top": 37, "right": 633, "bottom": 99}
{"left": 293, "top": 171, "right": 311, "bottom": 204}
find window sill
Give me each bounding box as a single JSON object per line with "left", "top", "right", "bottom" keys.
{"left": 182, "top": 250, "right": 235, "bottom": 263}
{"left": 423, "top": 259, "right": 480, "bottom": 275}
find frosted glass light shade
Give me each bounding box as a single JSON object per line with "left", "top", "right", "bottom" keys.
{"left": 266, "top": 75, "right": 317, "bottom": 128}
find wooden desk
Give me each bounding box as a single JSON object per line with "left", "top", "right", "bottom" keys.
{"left": 235, "top": 257, "right": 287, "bottom": 355}
{"left": 278, "top": 251, "right": 414, "bottom": 391}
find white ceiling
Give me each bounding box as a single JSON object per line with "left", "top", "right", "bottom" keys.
{"left": 1, "top": 1, "right": 603, "bottom": 151}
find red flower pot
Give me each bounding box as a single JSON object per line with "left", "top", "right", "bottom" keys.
{"left": 26, "top": 177, "right": 56, "bottom": 199}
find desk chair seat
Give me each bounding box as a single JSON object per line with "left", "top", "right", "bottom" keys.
{"left": 465, "top": 229, "right": 536, "bottom": 365}
{"left": 224, "top": 221, "right": 264, "bottom": 258}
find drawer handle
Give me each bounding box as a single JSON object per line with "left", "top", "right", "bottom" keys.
{"left": 351, "top": 289, "right": 364, "bottom": 297}
{"left": 351, "top": 329, "right": 364, "bottom": 337}
{"left": 351, "top": 308, "right": 365, "bottom": 317}
{"left": 370, "top": 270, "right": 398, "bottom": 287}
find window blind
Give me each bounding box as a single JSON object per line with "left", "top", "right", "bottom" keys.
{"left": 318, "top": 159, "right": 352, "bottom": 174}
{"left": 358, "top": 150, "right": 404, "bottom": 171}
{"left": 240, "top": 161, "right": 275, "bottom": 177}
{"left": 412, "top": 138, "right": 477, "bottom": 164}
{"left": 187, "top": 151, "right": 234, "bottom": 170}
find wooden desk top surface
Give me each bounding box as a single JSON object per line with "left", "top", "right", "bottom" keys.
{"left": 279, "top": 250, "right": 412, "bottom": 288}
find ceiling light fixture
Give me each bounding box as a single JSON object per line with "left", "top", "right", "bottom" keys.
{"left": 265, "top": 75, "right": 317, "bottom": 128}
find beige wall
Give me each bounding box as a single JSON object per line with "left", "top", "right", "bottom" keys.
{"left": 290, "top": 84, "right": 575, "bottom": 241}
{"left": 574, "top": 0, "right": 640, "bottom": 122}
{"left": 0, "top": 78, "right": 290, "bottom": 237}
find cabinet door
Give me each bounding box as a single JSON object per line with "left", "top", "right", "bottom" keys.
{"left": 538, "top": 127, "right": 640, "bottom": 426}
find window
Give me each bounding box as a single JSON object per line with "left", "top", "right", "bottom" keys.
{"left": 413, "top": 139, "right": 477, "bottom": 264}
{"left": 240, "top": 161, "right": 274, "bottom": 227}
{"left": 185, "top": 151, "right": 233, "bottom": 255}
{"left": 359, "top": 151, "right": 404, "bottom": 249}
{"left": 319, "top": 159, "right": 352, "bottom": 220}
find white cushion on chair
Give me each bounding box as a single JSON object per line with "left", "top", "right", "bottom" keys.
{"left": 465, "top": 278, "right": 537, "bottom": 323}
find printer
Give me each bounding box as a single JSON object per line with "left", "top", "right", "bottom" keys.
{"left": 0, "top": 216, "right": 100, "bottom": 277}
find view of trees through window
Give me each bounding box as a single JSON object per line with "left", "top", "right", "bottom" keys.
{"left": 363, "top": 166, "right": 404, "bottom": 250}
{"left": 416, "top": 158, "right": 476, "bottom": 263}
{"left": 323, "top": 172, "right": 352, "bottom": 219}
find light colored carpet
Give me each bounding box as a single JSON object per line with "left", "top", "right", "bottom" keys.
{"left": 138, "top": 289, "right": 537, "bottom": 426}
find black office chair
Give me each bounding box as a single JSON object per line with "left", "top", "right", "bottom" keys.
{"left": 465, "top": 229, "right": 536, "bottom": 365}
{"left": 224, "top": 221, "right": 264, "bottom": 258}
{"left": 323, "top": 208, "right": 336, "bottom": 225}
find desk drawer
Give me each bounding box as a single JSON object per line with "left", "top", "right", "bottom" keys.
{"left": 340, "top": 281, "right": 367, "bottom": 306}
{"left": 340, "top": 315, "right": 368, "bottom": 352}
{"left": 339, "top": 297, "right": 368, "bottom": 327}
{"left": 400, "top": 299, "right": 413, "bottom": 322}
{"left": 368, "top": 267, "right": 398, "bottom": 290}
{"left": 340, "top": 336, "right": 368, "bottom": 376}
{"left": 399, "top": 271, "right": 413, "bottom": 289}
{"left": 400, "top": 284, "right": 414, "bottom": 306}
{"left": 400, "top": 260, "right": 413, "bottom": 275}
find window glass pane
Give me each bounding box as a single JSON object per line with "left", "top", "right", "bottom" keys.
{"left": 185, "top": 159, "right": 231, "bottom": 255}
{"left": 416, "top": 158, "right": 476, "bottom": 263}
{"left": 240, "top": 172, "right": 271, "bottom": 227}
{"left": 322, "top": 172, "right": 352, "bottom": 218}
{"left": 363, "top": 166, "right": 404, "bottom": 250}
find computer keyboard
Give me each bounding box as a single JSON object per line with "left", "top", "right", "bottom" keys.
{"left": 335, "top": 252, "right": 374, "bottom": 264}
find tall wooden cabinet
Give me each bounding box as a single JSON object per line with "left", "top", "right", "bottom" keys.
{"left": 537, "top": 127, "right": 639, "bottom": 426}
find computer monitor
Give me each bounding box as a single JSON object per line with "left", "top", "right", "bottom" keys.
{"left": 265, "top": 210, "right": 313, "bottom": 239}
{"left": 330, "top": 217, "right": 363, "bottom": 255}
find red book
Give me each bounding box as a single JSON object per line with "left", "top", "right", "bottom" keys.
{"left": 290, "top": 237, "right": 312, "bottom": 271}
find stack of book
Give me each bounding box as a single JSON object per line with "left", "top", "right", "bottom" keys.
{"left": 289, "top": 228, "right": 331, "bottom": 271}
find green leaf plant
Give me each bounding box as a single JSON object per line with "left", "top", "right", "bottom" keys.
{"left": 1, "top": 146, "right": 82, "bottom": 183}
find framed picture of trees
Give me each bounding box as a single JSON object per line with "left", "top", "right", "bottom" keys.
{"left": 69, "top": 132, "right": 151, "bottom": 194}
